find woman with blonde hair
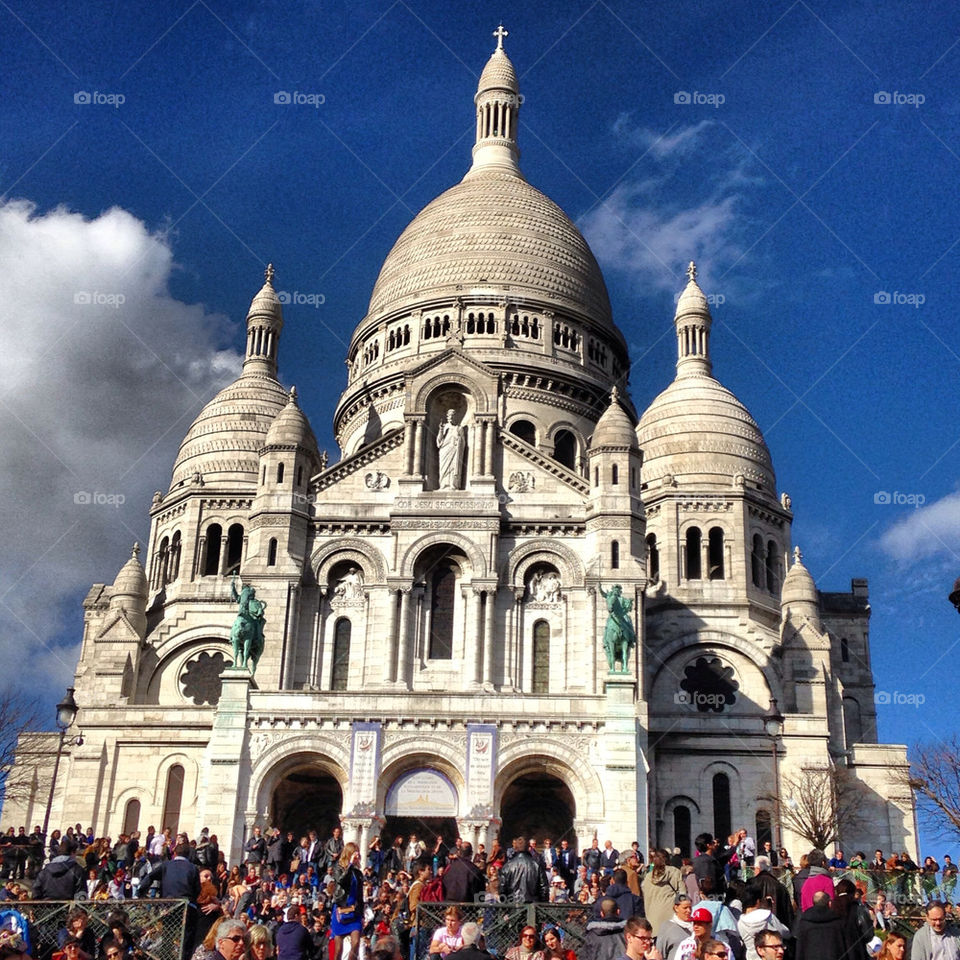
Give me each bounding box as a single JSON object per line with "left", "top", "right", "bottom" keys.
{"left": 331, "top": 843, "right": 364, "bottom": 960}
{"left": 192, "top": 916, "right": 227, "bottom": 960}
{"left": 247, "top": 925, "right": 274, "bottom": 960}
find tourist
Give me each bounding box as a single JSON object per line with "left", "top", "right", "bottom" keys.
{"left": 642, "top": 851, "right": 682, "bottom": 936}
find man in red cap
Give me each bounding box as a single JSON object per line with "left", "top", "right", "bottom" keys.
{"left": 674, "top": 908, "right": 713, "bottom": 960}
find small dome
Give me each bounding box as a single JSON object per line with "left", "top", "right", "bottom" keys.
{"left": 592, "top": 388, "right": 638, "bottom": 449}
{"left": 637, "top": 375, "right": 776, "bottom": 494}
{"left": 477, "top": 47, "right": 518, "bottom": 95}
{"left": 247, "top": 270, "right": 283, "bottom": 325}
{"left": 112, "top": 543, "right": 148, "bottom": 599}
{"left": 264, "top": 386, "right": 319, "bottom": 453}
{"left": 170, "top": 373, "right": 290, "bottom": 489}
{"left": 781, "top": 547, "right": 818, "bottom": 606}
{"left": 675, "top": 276, "right": 710, "bottom": 318}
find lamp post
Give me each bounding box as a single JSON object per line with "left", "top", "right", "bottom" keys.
{"left": 41, "top": 687, "right": 82, "bottom": 843}
{"left": 764, "top": 697, "right": 785, "bottom": 851}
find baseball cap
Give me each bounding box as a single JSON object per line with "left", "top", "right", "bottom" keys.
{"left": 691, "top": 908, "right": 713, "bottom": 923}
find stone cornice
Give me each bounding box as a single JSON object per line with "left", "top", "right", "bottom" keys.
{"left": 500, "top": 431, "right": 590, "bottom": 494}
{"left": 315, "top": 428, "right": 404, "bottom": 492}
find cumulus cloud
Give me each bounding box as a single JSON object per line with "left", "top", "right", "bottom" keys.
{"left": 0, "top": 199, "right": 240, "bottom": 691}
{"left": 581, "top": 118, "right": 763, "bottom": 292}
{"left": 879, "top": 490, "right": 960, "bottom": 566}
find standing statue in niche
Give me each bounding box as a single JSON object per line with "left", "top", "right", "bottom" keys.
{"left": 599, "top": 583, "right": 636, "bottom": 673}
{"left": 530, "top": 571, "right": 562, "bottom": 603}
{"left": 437, "top": 409, "right": 465, "bottom": 490}
{"left": 333, "top": 566, "right": 364, "bottom": 600}
{"left": 230, "top": 575, "right": 267, "bottom": 675}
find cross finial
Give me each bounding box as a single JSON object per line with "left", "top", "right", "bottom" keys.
{"left": 132, "top": 542, "right": 140, "bottom": 558}
{"left": 686, "top": 260, "right": 697, "bottom": 282}
{"left": 289, "top": 385, "right": 298, "bottom": 405}
{"left": 793, "top": 545, "right": 803, "bottom": 564}
{"left": 610, "top": 385, "right": 619, "bottom": 404}
{"left": 493, "top": 24, "right": 508, "bottom": 50}
{"left": 264, "top": 263, "right": 275, "bottom": 285}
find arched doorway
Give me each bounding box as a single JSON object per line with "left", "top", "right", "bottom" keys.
{"left": 500, "top": 774, "right": 575, "bottom": 847}
{"left": 271, "top": 761, "right": 343, "bottom": 840}
{"left": 381, "top": 768, "right": 459, "bottom": 854}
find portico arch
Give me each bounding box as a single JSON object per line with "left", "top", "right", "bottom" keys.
{"left": 399, "top": 533, "right": 487, "bottom": 580}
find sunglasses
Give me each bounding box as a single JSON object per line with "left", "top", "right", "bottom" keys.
{"left": 221, "top": 936, "right": 246, "bottom": 944}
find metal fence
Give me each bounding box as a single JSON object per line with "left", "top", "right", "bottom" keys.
{"left": 766, "top": 867, "right": 951, "bottom": 909}
{"left": 7, "top": 900, "right": 189, "bottom": 960}
{"left": 413, "top": 903, "right": 590, "bottom": 960}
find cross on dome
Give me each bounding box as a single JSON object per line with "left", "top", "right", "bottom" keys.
{"left": 265, "top": 263, "right": 275, "bottom": 285}
{"left": 686, "top": 260, "right": 697, "bottom": 282}
{"left": 493, "top": 24, "right": 508, "bottom": 50}
{"left": 793, "top": 545, "right": 803, "bottom": 564}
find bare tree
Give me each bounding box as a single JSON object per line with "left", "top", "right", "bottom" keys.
{"left": 908, "top": 736, "right": 960, "bottom": 842}
{"left": 0, "top": 689, "right": 47, "bottom": 809}
{"left": 762, "top": 764, "right": 867, "bottom": 850}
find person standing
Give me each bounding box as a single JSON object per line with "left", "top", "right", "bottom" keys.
{"left": 244, "top": 827, "right": 267, "bottom": 877}
{"left": 794, "top": 890, "right": 848, "bottom": 960}
{"left": 910, "top": 901, "right": 960, "bottom": 959}
{"left": 498, "top": 837, "right": 547, "bottom": 903}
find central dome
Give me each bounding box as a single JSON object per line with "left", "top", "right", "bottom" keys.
{"left": 366, "top": 168, "right": 614, "bottom": 329}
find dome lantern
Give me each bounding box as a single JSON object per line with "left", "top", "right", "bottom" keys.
{"left": 244, "top": 263, "right": 284, "bottom": 378}
{"left": 674, "top": 260, "right": 713, "bottom": 378}
{"left": 467, "top": 25, "right": 522, "bottom": 177}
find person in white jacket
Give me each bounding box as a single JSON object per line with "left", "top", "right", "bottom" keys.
{"left": 737, "top": 886, "right": 791, "bottom": 960}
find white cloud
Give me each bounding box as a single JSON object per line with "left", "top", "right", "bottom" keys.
{"left": 580, "top": 119, "right": 762, "bottom": 292}
{"left": 878, "top": 490, "right": 960, "bottom": 565}
{"left": 0, "top": 199, "right": 240, "bottom": 691}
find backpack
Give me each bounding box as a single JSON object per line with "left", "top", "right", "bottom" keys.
{"left": 0, "top": 908, "right": 31, "bottom": 955}
{"left": 420, "top": 877, "right": 444, "bottom": 902}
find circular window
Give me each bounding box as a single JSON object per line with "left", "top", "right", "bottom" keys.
{"left": 679, "top": 656, "right": 739, "bottom": 713}
{"left": 179, "top": 650, "right": 228, "bottom": 705}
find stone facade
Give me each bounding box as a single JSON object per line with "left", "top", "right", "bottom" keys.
{"left": 4, "top": 33, "right": 917, "bottom": 864}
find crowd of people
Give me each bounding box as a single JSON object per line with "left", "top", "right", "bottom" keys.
{"left": 0, "top": 821, "right": 955, "bottom": 960}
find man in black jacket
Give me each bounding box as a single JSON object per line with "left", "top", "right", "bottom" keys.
{"left": 32, "top": 837, "right": 84, "bottom": 899}
{"left": 692, "top": 830, "right": 744, "bottom": 897}
{"left": 441, "top": 843, "right": 485, "bottom": 903}
{"left": 498, "top": 837, "right": 548, "bottom": 903}
{"left": 581, "top": 899, "right": 627, "bottom": 960}
{"left": 793, "top": 890, "right": 848, "bottom": 960}
{"left": 138, "top": 841, "right": 200, "bottom": 899}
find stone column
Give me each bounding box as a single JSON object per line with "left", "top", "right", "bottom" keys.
{"left": 521, "top": 599, "right": 533, "bottom": 694}
{"left": 478, "top": 421, "right": 488, "bottom": 475}
{"left": 469, "top": 588, "right": 483, "bottom": 684}
{"left": 483, "top": 589, "right": 496, "bottom": 685}
{"left": 412, "top": 419, "right": 424, "bottom": 478}
{"left": 403, "top": 420, "right": 415, "bottom": 475}
{"left": 589, "top": 586, "right": 598, "bottom": 695}
{"left": 360, "top": 822, "right": 371, "bottom": 858}
{"left": 485, "top": 418, "right": 496, "bottom": 476}
{"left": 383, "top": 588, "right": 398, "bottom": 683}
{"left": 396, "top": 587, "right": 412, "bottom": 687}
{"left": 312, "top": 588, "right": 328, "bottom": 687}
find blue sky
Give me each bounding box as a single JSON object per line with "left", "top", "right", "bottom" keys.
{"left": 2, "top": 1, "right": 959, "bottom": 846}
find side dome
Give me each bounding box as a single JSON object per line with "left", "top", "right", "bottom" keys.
{"left": 637, "top": 375, "right": 776, "bottom": 493}
{"left": 170, "top": 373, "right": 290, "bottom": 489}
{"left": 592, "top": 388, "right": 638, "bottom": 448}
{"left": 112, "top": 542, "right": 148, "bottom": 600}
{"left": 365, "top": 170, "right": 614, "bottom": 330}
{"left": 264, "top": 387, "right": 319, "bottom": 454}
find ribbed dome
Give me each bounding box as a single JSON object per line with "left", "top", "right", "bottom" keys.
{"left": 592, "top": 389, "right": 638, "bottom": 449}
{"left": 365, "top": 169, "right": 614, "bottom": 329}
{"left": 478, "top": 48, "right": 518, "bottom": 93}
{"left": 170, "top": 373, "right": 290, "bottom": 489}
{"left": 637, "top": 374, "right": 776, "bottom": 493}
{"left": 112, "top": 543, "right": 148, "bottom": 599}
{"left": 264, "top": 387, "right": 319, "bottom": 453}
{"left": 781, "top": 547, "right": 817, "bottom": 606}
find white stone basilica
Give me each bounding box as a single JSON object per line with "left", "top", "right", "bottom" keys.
{"left": 7, "top": 31, "right": 917, "bottom": 863}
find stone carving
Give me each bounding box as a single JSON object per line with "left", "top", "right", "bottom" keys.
{"left": 365, "top": 471, "right": 390, "bottom": 490}
{"left": 230, "top": 576, "right": 267, "bottom": 675}
{"left": 437, "top": 409, "right": 465, "bottom": 489}
{"left": 152, "top": 490, "right": 163, "bottom": 505}
{"left": 781, "top": 491, "right": 792, "bottom": 510}
{"left": 180, "top": 650, "right": 228, "bottom": 705}
{"left": 320, "top": 451, "right": 329, "bottom": 470}
{"left": 333, "top": 566, "right": 364, "bottom": 600}
{"left": 508, "top": 470, "right": 535, "bottom": 492}
{"left": 528, "top": 570, "right": 562, "bottom": 603}
{"left": 599, "top": 584, "right": 636, "bottom": 673}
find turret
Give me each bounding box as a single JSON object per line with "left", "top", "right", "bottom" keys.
{"left": 243, "top": 263, "right": 284, "bottom": 377}
{"left": 674, "top": 261, "right": 712, "bottom": 378}
{"left": 109, "top": 542, "right": 148, "bottom": 638}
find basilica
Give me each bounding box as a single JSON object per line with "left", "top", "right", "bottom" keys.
{"left": 6, "top": 31, "right": 917, "bottom": 863}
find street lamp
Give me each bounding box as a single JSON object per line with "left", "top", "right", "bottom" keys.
{"left": 764, "top": 697, "right": 785, "bottom": 851}
{"left": 41, "top": 687, "right": 83, "bottom": 843}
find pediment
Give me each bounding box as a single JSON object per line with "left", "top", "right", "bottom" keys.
{"left": 406, "top": 348, "right": 500, "bottom": 415}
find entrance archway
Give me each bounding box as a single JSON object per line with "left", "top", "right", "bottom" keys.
{"left": 271, "top": 762, "right": 343, "bottom": 840}
{"left": 500, "top": 774, "right": 575, "bottom": 846}
{"left": 382, "top": 768, "right": 459, "bottom": 855}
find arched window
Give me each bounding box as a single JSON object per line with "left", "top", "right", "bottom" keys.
{"left": 553, "top": 430, "right": 577, "bottom": 471}
{"left": 646, "top": 534, "right": 660, "bottom": 582}
{"left": 170, "top": 531, "right": 181, "bottom": 582}
{"left": 296, "top": 465, "right": 303, "bottom": 487}
{"left": 611, "top": 540, "right": 620, "bottom": 569}
{"left": 509, "top": 420, "right": 536, "bottom": 445}
{"left": 123, "top": 798, "right": 141, "bottom": 836}
{"left": 429, "top": 564, "right": 456, "bottom": 659}
{"left": 840, "top": 637, "right": 850, "bottom": 662}
{"left": 532, "top": 620, "right": 550, "bottom": 694}
{"left": 708, "top": 527, "right": 725, "bottom": 580}
{"left": 202, "top": 524, "right": 222, "bottom": 576}
{"left": 756, "top": 809, "right": 772, "bottom": 849}
{"left": 331, "top": 619, "right": 351, "bottom": 691}
{"left": 673, "top": 805, "right": 691, "bottom": 858}
{"left": 611, "top": 464, "right": 619, "bottom": 485}
{"left": 766, "top": 540, "right": 778, "bottom": 593}
{"left": 267, "top": 538, "right": 278, "bottom": 567}
{"left": 162, "top": 764, "right": 184, "bottom": 835}
{"left": 686, "top": 528, "right": 702, "bottom": 580}
{"left": 226, "top": 524, "right": 244, "bottom": 575}
{"left": 751, "top": 534, "right": 764, "bottom": 587}
{"left": 155, "top": 536, "right": 169, "bottom": 588}
{"left": 844, "top": 697, "right": 863, "bottom": 744}
{"left": 712, "top": 772, "right": 731, "bottom": 841}
{"left": 276, "top": 462, "right": 284, "bottom": 483}
{"left": 594, "top": 467, "right": 599, "bottom": 487}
